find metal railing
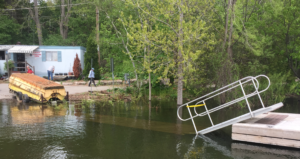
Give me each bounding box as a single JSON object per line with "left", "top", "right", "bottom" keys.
{"left": 25, "top": 61, "right": 35, "bottom": 74}
{"left": 13, "top": 61, "right": 35, "bottom": 74}
{"left": 177, "top": 75, "right": 271, "bottom": 134}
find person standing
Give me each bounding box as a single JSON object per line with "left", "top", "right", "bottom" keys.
{"left": 27, "top": 65, "right": 34, "bottom": 74}
{"left": 47, "top": 66, "right": 55, "bottom": 80}
{"left": 88, "top": 68, "right": 96, "bottom": 87}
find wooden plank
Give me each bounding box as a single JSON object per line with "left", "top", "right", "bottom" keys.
{"left": 232, "top": 133, "right": 300, "bottom": 148}
{"left": 255, "top": 114, "right": 288, "bottom": 125}
{"left": 233, "top": 113, "right": 300, "bottom": 140}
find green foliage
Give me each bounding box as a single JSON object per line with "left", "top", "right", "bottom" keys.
{"left": 150, "top": 85, "right": 178, "bottom": 100}
{"left": 67, "top": 12, "right": 96, "bottom": 47}
{"left": 84, "top": 77, "right": 89, "bottom": 82}
{"left": 2, "top": 0, "right": 300, "bottom": 105}
{"left": 0, "top": 0, "right": 5, "bottom": 9}
{"left": 0, "top": 16, "right": 20, "bottom": 44}
{"left": 4, "top": 60, "right": 14, "bottom": 71}
{"left": 260, "top": 73, "right": 299, "bottom": 105}
{"left": 83, "top": 34, "right": 100, "bottom": 79}
{"left": 43, "top": 34, "right": 74, "bottom": 46}
{"left": 96, "top": 80, "right": 101, "bottom": 86}
{"left": 81, "top": 99, "right": 95, "bottom": 108}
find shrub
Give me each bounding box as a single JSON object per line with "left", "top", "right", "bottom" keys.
{"left": 4, "top": 60, "right": 14, "bottom": 71}
{"left": 83, "top": 34, "right": 100, "bottom": 79}
{"left": 73, "top": 53, "right": 82, "bottom": 78}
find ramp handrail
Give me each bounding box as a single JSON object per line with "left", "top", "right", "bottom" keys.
{"left": 177, "top": 75, "right": 270, "bottom": 133}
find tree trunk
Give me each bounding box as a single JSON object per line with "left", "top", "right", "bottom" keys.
{"left": 96, "top": 7, "right": 101, "bottom": 68}
{"left": 32, "top": 0, "right": 43, "bottom": 45}
{"left": 64, "top": 27, "right": 68, "bottom": 39}
{"left": 227, "top": 0, "right": 236, "bottom": 61}
{"left": 148, "top": 101, "right": 151, "bottom": 122}
{"left": 147, "top": 41, "right": 151, "bottom": 101}
{"left": 176, "top": 105, "right": 182, "bottom": 135}
{"left": 5, "top": 54, "right": 9, "bottom": 77}
{"left": 60, "top": 0, "right": 72, "bottom": 40}
{"left": 219, "top": 0, "right": 234, "bottom": 104}
{"left": 60, "top": 0, "right": 65, "bottom": 39}
{"left": 288, "top": 57, "right": 300, "bottom": 78}
{"left": 149, "top": 72, "right": 151, "bottom": 101}
{"left": 177, "top": 0, "right": 184, "bottom": 105}
{"left": 222, "top": 0, "right": 231, "bottom": 50}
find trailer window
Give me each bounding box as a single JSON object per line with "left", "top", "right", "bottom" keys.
{"left": 0, "top": 51, "right": 5, "bottom": 60}
{"left": 46, "top": 51, "right": 58, "bottom": 61}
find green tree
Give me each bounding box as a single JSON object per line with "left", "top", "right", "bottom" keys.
{"left": 83, "top": 34, "right": 100, "bottom": 79}
{"left": 0, "top": 16, "right": 20, "bottom": 44}
{"left": 0, "top": 0, "right": 5, "bottom": 9}
{"left": 123, "top": 0, "right": 215, "bottom": 105}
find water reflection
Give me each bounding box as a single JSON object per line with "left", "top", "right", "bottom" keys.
{"left": 0, "top": 98, "right": 299, "bottom": 159}
{"left": 42, "top": 146, "right": 67, "bottom": 159}
{"left": 0, "top": 101, "right": 10, "bottom": 127}
{"left": 231, "top": 142, "right": 300, "bottom": 159}
{"left": 176, "top": 105, "right": 183, "bottom": 135}
{"left": 74, "top": 104, "right": 83, "bottom": 117}
{"left": 81, "top": 102, "right": 195, "bottom": 135}
{"left": 0, "top": 102, "right": 85, "bottom": 141}
{"left": 10, "top": 103, "right": 66, "bottom": 125}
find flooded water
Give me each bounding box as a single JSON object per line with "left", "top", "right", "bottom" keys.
{"left": 0, "top": 98, "right": 299, "bottom": 159}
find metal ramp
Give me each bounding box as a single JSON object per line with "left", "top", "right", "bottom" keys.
{"left": 177, "top": 75, "right": 284, "bottom": 135}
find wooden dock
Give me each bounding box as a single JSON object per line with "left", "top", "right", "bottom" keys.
{"left": 232, "top": 112, "right": 300, "bottom": 148}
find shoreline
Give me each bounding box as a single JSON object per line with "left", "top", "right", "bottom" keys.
{"left": 0, "top": 83, "right": 124, "bottom": 100}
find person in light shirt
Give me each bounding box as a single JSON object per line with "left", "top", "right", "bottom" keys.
{"left": 88, "top": 68, "right": 96, "bottom": 87}
{"left": 47, "top": 66, "right": 55, "bottom": 80}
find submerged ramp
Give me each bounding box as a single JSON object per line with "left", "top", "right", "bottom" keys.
{"left": 9, "top": 73, "right": 67, "bottom": 103}
{"left": 199, "top": 103, "right": 283, "bottom": 134}
{"left": 177, "top": 75, "right": 284, "bottom": 135}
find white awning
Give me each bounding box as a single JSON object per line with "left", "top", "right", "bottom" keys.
{"left": 0, "top": 45, "right": 14, "bottom": 51}
{"left": 7, "top": 46, "right": 39, "bottom": 53}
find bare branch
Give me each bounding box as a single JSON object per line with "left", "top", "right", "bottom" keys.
{"left": 105, "top": 11, "right": 138, "bottom": 80}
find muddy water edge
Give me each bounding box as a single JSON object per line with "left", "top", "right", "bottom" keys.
{"left": 0, "top": 98, "right": 299, "bottom": 159}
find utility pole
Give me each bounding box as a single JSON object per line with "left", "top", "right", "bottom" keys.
{"left": 96, "top": 7, "right": 100, "bottom": 68}
{"left": 5, "top": 54, "right": 9, "bottom": 77}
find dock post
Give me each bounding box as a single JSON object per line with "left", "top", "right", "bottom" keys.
{"left": 41, "top": 94, "right": 44, "bottom": 103}
{"left": 65, "top": 91, "right": 69, "bottom": 101}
